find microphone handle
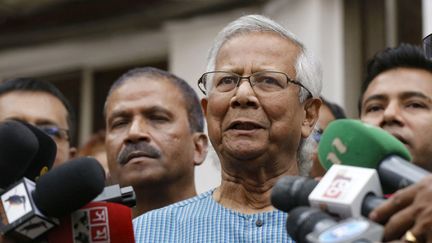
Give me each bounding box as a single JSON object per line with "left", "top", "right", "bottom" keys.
{"left": 361, "top": 194, "right": 385, "bottom": 217}
{"left": 378, "top": 155, "right": 429, "bottom": 193}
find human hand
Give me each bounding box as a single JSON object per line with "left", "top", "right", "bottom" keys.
{"left": 369, "top": 175, "right": 432, "bottom": 242}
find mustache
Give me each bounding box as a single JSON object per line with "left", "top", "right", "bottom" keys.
{"left": 117, "top": 141, "right": 161, "bottom": 165}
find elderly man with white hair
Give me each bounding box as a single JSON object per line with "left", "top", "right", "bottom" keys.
{"left": 133, "top": 14, "right": 322, "bottom": 242}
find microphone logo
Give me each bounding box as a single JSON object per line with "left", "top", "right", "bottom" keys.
{"left": 72, "top": 206, "right": 110, "bottom": 242}
{"left": 326, "top": 137, "right": 348, "bottom": 165}
{"left": 35, "top": 166, "right": 50, "bottom": 181}
{"left": 323, "top": 171, "right": 351, "bottom": 199}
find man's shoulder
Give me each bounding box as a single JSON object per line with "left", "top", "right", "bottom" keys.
{"left": 133, "top": 189, "right": 214, "bottom": 224}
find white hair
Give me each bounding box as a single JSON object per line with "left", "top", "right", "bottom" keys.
{"left": 205, "top": 14, "right": 322, "bottom": 101}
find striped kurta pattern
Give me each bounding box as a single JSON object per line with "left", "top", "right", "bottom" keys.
{"left": 133, "top": 189, "right": 294, "bottom": 242}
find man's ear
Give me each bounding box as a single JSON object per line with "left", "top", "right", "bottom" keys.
{"left": 201, "top": 98, "right": 208, "bottom": 116}
{"left": 69, "top": 147, "right": 77, "bottom": 159}
{"left": 192, "top": 133, "right": 208, "bottom": 166}
{"left": 301, "top": 98, "right": 321, "bottom": 138}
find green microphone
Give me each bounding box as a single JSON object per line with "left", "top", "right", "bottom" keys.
{"left": 318, "top": 119, "right": 429, "bottom": 193}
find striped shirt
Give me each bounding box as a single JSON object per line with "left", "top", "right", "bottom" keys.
{"left": 133, "top": 189, "right": 294, "bottom": 242}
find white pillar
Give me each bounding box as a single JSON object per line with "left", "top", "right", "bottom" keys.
{"left": 423, "top": 0, "right": 432, "bottom": 37}
{"left": 79, "top": 68, "right": 94, "bottom": 146}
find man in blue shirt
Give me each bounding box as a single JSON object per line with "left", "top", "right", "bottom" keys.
{"left": 134, "top": 14, "right": 322, "bottom": 242}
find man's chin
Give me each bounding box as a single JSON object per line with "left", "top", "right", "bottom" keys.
{"left": 119, "top": 172, "right": 167, "bottom": 188}
{"left": 222, "top": 147, "right": 266, "bottom": 162}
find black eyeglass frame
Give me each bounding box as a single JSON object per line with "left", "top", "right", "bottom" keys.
{"left": 198, "top": 70, "right": 313, "bottom": 97}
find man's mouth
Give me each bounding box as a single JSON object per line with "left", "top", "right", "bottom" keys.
{"left": 228, "top": 121, "right": 264, "bottom": 131}
{"left": 121, "top": 151, "right": 159, "bottom": 165}
{"left": 390, "top": 133, "right": 408, "bottom": 145}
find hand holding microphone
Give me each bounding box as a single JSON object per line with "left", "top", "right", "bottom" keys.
{"left": 317, "top": 119, "right": 432, "bottom": 241}
{"left": 369, "top": 175, "right": 432, "bottom": 242}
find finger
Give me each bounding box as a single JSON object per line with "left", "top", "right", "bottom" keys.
{"left": 369, "top": 185, "right": 417, "bottom": 223}
{"left": 408, "top": 206, "right": 432, "bottom": 242}
{"left": 382, "top": 206, "right": 416, "bottom": 241}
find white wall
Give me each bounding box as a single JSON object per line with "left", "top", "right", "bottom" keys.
{"left": 423, "top": 0, "right": 432, "bottom": 37}
{"left": 264, "top": 0, "right": 345, "bottom": 105}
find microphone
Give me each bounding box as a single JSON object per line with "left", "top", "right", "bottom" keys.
{"left": 46, "top": 202, "right": 135, "bottom": 243}
{"left": 0, "top": 120, "right": 39, "bottom": 190}
{"left": 271, "top": 176, "right": 318, "bottom": 213}
{"left": 286, "top": 206, "right": 383, "bottom": 243}
{"left": 318, "top": 119, "right": 430, "bottom": 192}
{"left": 92, "top": 184, "right": 136, "bottom": 208}
{"left": 0, "top": 157, "right": 105, "bottom": 241}
{"left": 271, "top": 168, "right": 385, "bottom": 218}
{"left": 308, "top": 164, "right": 383, "bottom": 218}
{"left": 19, "top": 121, "right": 56, "bottom": 182}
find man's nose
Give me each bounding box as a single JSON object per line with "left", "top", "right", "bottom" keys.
{"left": 125, "top": 118, "right": 151, "bottom": 143}
{"left": 381, "top": 101, "right": 404, "bottom": 126}
{"left": 230, "top": 80, "right": 259, "bottom": 109}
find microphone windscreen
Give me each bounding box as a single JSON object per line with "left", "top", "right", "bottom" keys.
{"left": 32, "top": 157, "right": 106, "bottom": 218}
{"left": 0, "top": 120, "right": 39, "bottom": 188}
{"left": 286, "top": 206, "right": 333, "bottom": 243}
{"left": 318, "top": 119, "right": 411, "bottom": 170}
{"left": 47, "top": 202, "right": 135, "bottom": 243}
{"left": 20, "top": 122, "right": 56, "bottom": 181}
{"left": 271, "top": 176, "right": 317, "bottom": 213}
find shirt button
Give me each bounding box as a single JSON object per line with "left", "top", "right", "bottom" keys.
{"left": 255, "top": 219, "right": 263, "bottom": 227}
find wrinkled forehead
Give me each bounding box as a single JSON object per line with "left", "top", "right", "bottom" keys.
{"left": 0, "top": 91, "right": 69, "bottom": 127}
{"left": 213, "top": 32, "right": 300, "bottom": 79}
{"left": 105, "top": 77, "right": 186, "bottom": 114}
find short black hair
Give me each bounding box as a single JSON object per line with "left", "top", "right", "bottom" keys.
{"left": 358, "top": 43, "right": 432, "bottom": 113}
{"left": 105, "top": 67, "right": 204, "bottom": 133}
{"left": 0, "top": 77, "right": 76, "bottom": 143}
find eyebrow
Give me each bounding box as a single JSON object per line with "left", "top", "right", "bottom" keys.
{"left": 7, "top": 117, "right": 60, "bottom": 128}
{"left": 399, "top": 91, "right": 432, "bottom": 102}
{"left": 107, "top": 110, "right": 131, "bottom": 123}
{"left": 108, "top": 106, "right": 174, "bottom": 122}
{"left": 362, "top": 94, "right": 387, "bottom": 106}
{"left": 363, "top": 91, "right": 432, "bottom": 105}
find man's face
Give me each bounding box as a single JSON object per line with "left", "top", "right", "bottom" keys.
{"left": 0, "top": 91, "right": 72, "bottom": 166}
{"left": 202, "top": 32, "right": 319, "bottom": 169}
{"left": 360, "top": 67, "right": 432, "bottom": 171}
{"left": 105, "top": 77, "right": 205, "bottom": 188}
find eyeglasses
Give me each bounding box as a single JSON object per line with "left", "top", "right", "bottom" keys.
{"left": 198, "top": 70, "right": 312, "bottom": 96}
{"left": 37, "top": 125, "right": 70, "bottom": 141}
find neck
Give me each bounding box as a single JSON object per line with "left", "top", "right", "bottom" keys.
{"left": 214, "top": 158, "right": 298, "bottom": 214}
{"left": 132, "top": 184, "right": 197, "bottom": 218}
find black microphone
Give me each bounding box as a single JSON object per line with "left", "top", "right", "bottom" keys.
{"left": 33, "top": 157, "right": 106, "bottom": 217}
{"left": 271, "top": 176, "right": 318, "bottom": 213}
{"left": 0, "top": 157, "right": 105, "bottom": 241}
{"left": 271, "top": 175, "right": 385, "bottom": 217}
{"left": 0, "top": 120, "right": 39, "bottom": 190}
{"left": 92, "top": 184, "right": 136, "bottom": 208}
{"left": 287, "top": 206, "right": 383, "bottom": 243}
{"left": 19, "top": 121, "right": 56, "bottom": 182}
